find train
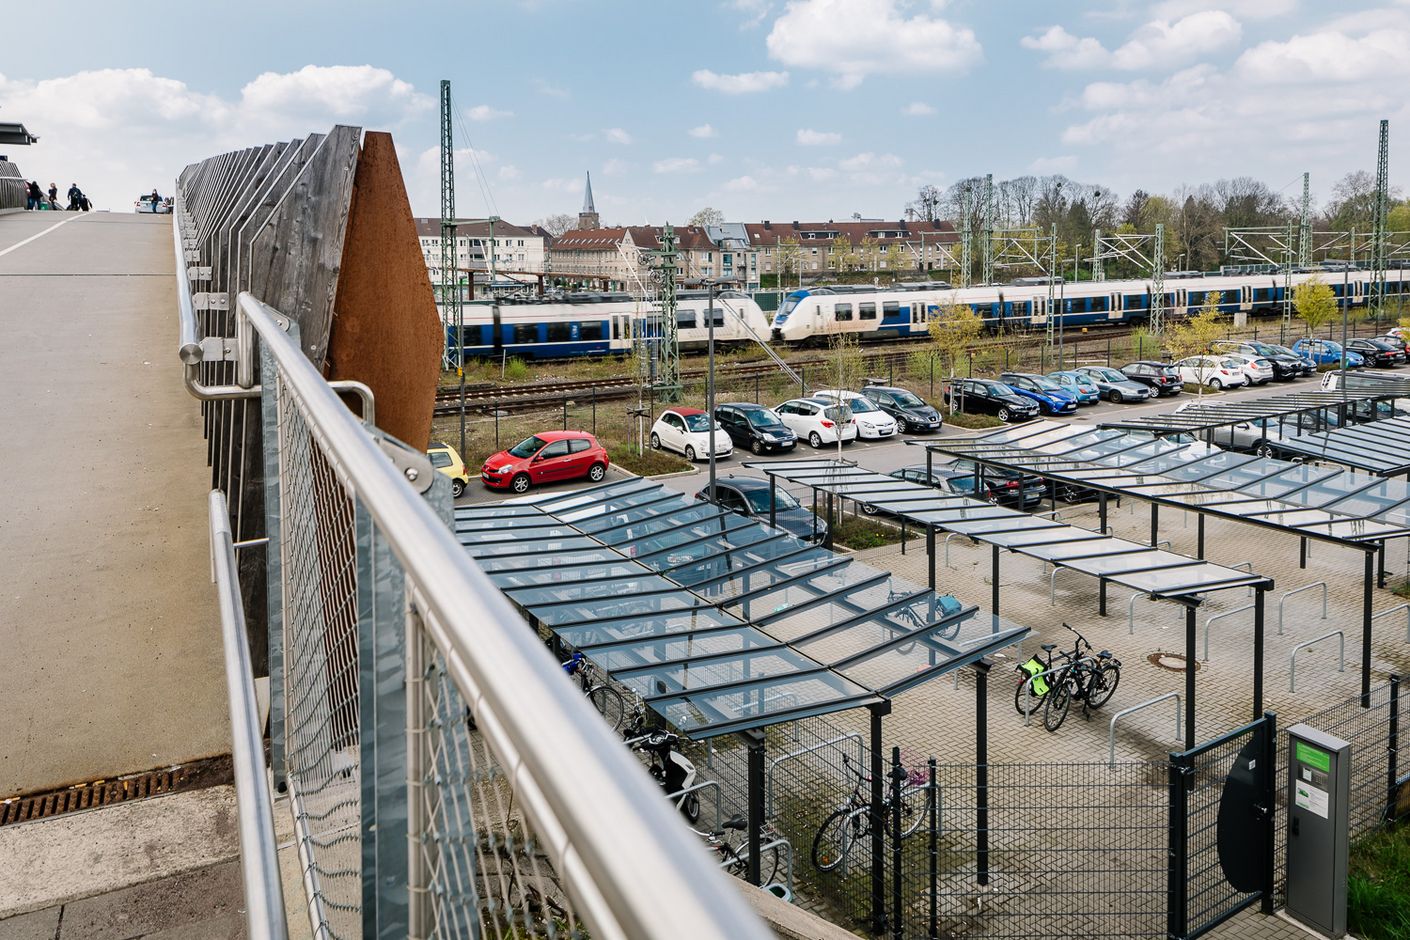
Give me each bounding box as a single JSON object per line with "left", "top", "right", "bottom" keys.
{"left": 443, "top": 289, "right": 772, "bottom": 359}
{"left": 769, "top": 268, "right": 1410, "bottom": 345}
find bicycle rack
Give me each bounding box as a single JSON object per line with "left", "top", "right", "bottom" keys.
{"left": 943, "top": 531, "right": 970, "bottom": 568}
{"left": 748, "top": 837, "right": 794, "bottom": 901}
{"left": 1370, "top": 604, "right": 1410, "bottom": 643}
{"left": 1049, "top": 567, "right": 1074, "bottom": 605}
{"left": 1108, "top": 692, "right": 1182, "bottom": 767}
{"left": 1020, "top": 657, "right": 1098, "bottom": 726}
{"left": 1203, "top": 603, "right": 1255, "bottom": 661}
{"left": 673, "top": 778, "right": 725, "bottom": 832}
{"left": 765, "top": 732, "right": 865, "bottom": 818}
{"left": 1229, "top": 561, "right": 1255, "bottom": 598}
{"left": 1153, "top": 539, "right": 1172, "bottom": 551}
{"left": 1128, "top": 592, "right": 1158, "bottom": 635}
{"left": 1277, "top": 581, "right": 1327, "bottom": 636}
{"left": 1288, "top": 630, "right": 1345, "bottom": 692}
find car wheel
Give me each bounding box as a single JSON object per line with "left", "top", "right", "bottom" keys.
{"left": 1110, "top": 390, "right": 1124, "bottom": 404}
{"left": 1256, "top": 442, "right": 1274, "bottom": 458}
{"left": 587, "top": 462, "right": 606, "bottom": 482}
{"left": 1209, "top": 378, "right": 1222, "bottom": 390}
{"left": 684, "top": 445, "right": 697, "bottom": 462}
{"left": 450, "top": 479, "right": 466, "bottom": 498}
{"left": 751, "top": 439, "right": 765, "bottom": 455}
{"left": 649, "top": 432, "right": 661, "bottom": 450}
{"left": 997, "top": 407, "right": 1011, "bottom": 422}
{"left": 510, "top": 473, "right": 531, "bottom": 494}
{"left": 809, "top": 431, "right": 823, "bottom": 448}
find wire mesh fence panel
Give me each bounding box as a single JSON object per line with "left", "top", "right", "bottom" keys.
{"left": 274, "top": 371, "right": 364, "bottom": 936}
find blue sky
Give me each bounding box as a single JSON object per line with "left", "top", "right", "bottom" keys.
{"left": 3, "top": 0, "right": 1407, "bottom": 222}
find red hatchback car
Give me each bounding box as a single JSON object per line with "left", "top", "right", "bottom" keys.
{"left": 481, "top": 431, "right": 610, "bottom": 493}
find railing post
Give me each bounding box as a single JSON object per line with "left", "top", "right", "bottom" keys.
{"left": 1168, "top": 753, "right": 1189, "bottom": 940}
{"left": 1390, "top": 675, "right": 1401, "bottom": 825}
{"left": 975, "top": 661, "right": 990, "bottom": 887}
{"left": 260, "top": 344, "right": 287, "bottom": 790}
{"left": 928, "top": 758, "right": 938, "bottom": 940}
{"left": 747, "top": 731, "right": 765, "bottom": 887}
{"left": 890, "top": 747, "right": 904, "bottom": 940}
{"left": 869, "top": 702, "right": 890, "bottom": 937}
{"left": 1260, "top": 711, "right": 1277, "bottom": 915}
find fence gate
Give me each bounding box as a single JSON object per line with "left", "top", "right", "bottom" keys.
{"left": 1169, "top": 713, "right": 1276, "bottom": 939}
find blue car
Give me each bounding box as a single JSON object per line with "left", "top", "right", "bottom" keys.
{"left": 998, "top": 372, "right": 1079, "bottom": 415}
{"left": 1292, "top": 338, "right": 1364, "bottom": 369}
{"left": 1046, "top": 370, "right": 1102, "bottom": 406}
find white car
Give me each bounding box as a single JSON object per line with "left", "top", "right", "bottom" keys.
{"left": 649, "top": 407, "right": 733, "bottom": 462}
{"left": 809, "top": 389, "right": 898, "bottom": 439}
{"left": 1221, "top": 352, "right": 1275, "bottom": 386}
{"left": 1119, "top": 429, "right": 1223, "bottom": 460}
{"left": 1172, "top": 355, "right": 1247, "bottom": 390}
{"left": 773, "top": 398, "right": 859, "bottom": 448}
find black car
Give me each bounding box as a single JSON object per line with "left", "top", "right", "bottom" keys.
{"left": 942, "top": 458, "right": 1044, "bottom": 508}
{"left": 1347, "top": 338, "right": 1405, "bottom": 368}
{"left": 1120, "top": 361, "right": 1184, "bottom": 397}
{"left": 1210, "top": 340, "right": 1312, "bottom": 380}
{"left": 693, "top": 476, "right": 827, "bottom": 544}
{"left": 714, "top": 402, "right": 798, "bottom": 455}
{"left": 942, "top": 379, "right": 1040, "bottom": 423}
{"left": 860, "top": 465, "right": 998, "bottom": 515}
{"left": 858, "top": 384, "right": 943, "bottom": 432}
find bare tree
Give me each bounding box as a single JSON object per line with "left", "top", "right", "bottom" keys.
{"left": 689, "top": 207, "right": 725, "bottom": 227}
{"left": 533, "top": 213, "right": 575, "bottom": 237}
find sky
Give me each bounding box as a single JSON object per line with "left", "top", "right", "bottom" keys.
{"left": 2, "top": 0, "right": 1408, "bottom": 223}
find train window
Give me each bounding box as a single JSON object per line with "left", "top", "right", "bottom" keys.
{"left": 834, "top": 304, "right": 853, "bottom": 322}
{"left": 579, "top": 322, "right": 605, "bottom": 341}
{"left": 677, "top": 309, "right": 697, "bottom": 329}
{"left": 859, "top": 303, "right": 877, "bottom": 320}
{"left": 513, "top": 324, "right": 537, "bottom": 344}
{"left": 546, "top": 323, "right": 571, "bottom": 342}
{"left": 883, "top": 301, "right": 899, "bottom": 319}
{"left": 707, "top": 307, "right": 725, "bottom": 328}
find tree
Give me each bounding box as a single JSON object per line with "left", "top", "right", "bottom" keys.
{"left": 533, "top": 213, "right": 575, "bottom": 237}
{"left": 884, "top": 241, "right": 908, "bottom": 273}
{"left": 905, "top": 184, "right": 942, "bottom": 222}
{"left": 776, "top": 237, "right": 802, "bottom": 288}
{"left": 928, "top": 302, "right": 984, "bottom": 412}
{"left": 828, "top": 235, "right": 853, "bottom": 272}
{"left": 858, "top": 236, "right": 881, "bottom": 271}
{"left": 1294, "top": 277, "right": 1338, "bottom": 339}
{"left": 1166, "top": 292, "right": 1225, "bottom": 397}
{"left": 689, "top": 207, "right": 725, "bottom": 227}
{"left": 825, "top": 326, "right": 866, "bottom": 459}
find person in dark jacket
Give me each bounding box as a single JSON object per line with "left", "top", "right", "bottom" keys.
{"left": 47, "top": 183, "right": 58, "bottom": 208}
{"left": 67, "top": 183, "right": 82, "bottom": 211}
{"left": 26, "top": 181, "right": 42, "bottom": 210}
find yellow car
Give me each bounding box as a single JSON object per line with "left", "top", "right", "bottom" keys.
{"left": 427, "top": 442, "right": 471, "bottom": 498}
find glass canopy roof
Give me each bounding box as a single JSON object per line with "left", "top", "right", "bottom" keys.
{"left": 1098, "top": 389, "right": 1395, "bottom": 434}
{"left": 914, "top": 421, "right": 1410, "bottom": 545}
{"left": 1275, "top": 417, "right": 1410, "bottom": 477}
{"left": 454, "top": 478, "right": 1028, "bottom": 738}
{"left": 744, "top": 459, "right": 1270, "bottom": 600}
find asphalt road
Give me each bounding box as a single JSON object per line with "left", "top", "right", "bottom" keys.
{"left": 453, "top": 372, "right": 1334, "bottom": 508}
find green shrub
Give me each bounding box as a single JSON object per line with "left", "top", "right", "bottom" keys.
{"left": 503, "top": 356, "right": 531, "bottom": 381}
{"left": 945, "top": 412, "right": 1005, "bottom": 430}
{"left": 1348, "top": 821, "right": 1410, "bottom": 940}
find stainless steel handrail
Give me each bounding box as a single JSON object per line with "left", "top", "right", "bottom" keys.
{"left": 1277, "top": 581, "right": 1328, "bottom": 636}
{"left": 237, "top": 291, "right": 767, "bottom": 940}
{"left": 209, "top": 490, "right": 289, "bottom": 940}
{"left": 1371, "top": 603, "right": 1410, "bottom": 642}
{"left": 1203, "top": 603, "right": 1255, "bottom": 661}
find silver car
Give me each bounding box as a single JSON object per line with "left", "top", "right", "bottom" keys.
{"left": 1074, "top": 365, "right": 1154, "bottom": 404}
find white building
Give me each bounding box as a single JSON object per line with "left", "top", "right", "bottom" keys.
{"left": 413, "top": 218, "right": 548, "bottom": 286}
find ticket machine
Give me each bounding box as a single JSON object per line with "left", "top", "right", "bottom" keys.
{"left": 1285, "top": 724, "right": 1350, "bottom": 939}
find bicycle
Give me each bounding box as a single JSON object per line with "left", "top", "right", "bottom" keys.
{"left": 1042, "top": 624, "right": 1121, "bottom": 733}
{"left": 562, "top": 651, "right": 626, "bottom": 731}
{"left": 1013, "top": 641, "right": 1071, "bottom": 716}
{"left": 693, "top": 814, "right": 784, "bottom": 887}
{"left": 811, "top": 752, "right": 928, "bottom": 872}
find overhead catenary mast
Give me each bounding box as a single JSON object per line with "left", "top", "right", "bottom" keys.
{"left": 440, "top": 79, "right": 467, "bottom": 457}
{"left": 1372, "top": 119, "right": 1390, "bottom": 325}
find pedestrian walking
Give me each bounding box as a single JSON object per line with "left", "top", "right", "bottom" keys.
{"left": 47, "top": 183, "right": 58, "bottom": 209}
{"left": 26, "top": 181, "right": 41, "bottom": 211}
{"left": 67, "top": 183, "right": 81, "bottom": 211}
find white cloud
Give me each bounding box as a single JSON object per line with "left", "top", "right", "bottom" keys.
{"left": 839, "top": 152, "right": 902, "bottom": 172}
{"left": 724, "top": 175, "right": 761, "bottom": 192}
{"left": 796, "top": 128, "right": 842, "bottom": 146}
{"left": 239, "top": 65, "right": 430, "bottom": 120}
{"left": 466, "top": 104, "right": 512, "bottom": 120}
{"left": 1030, "top": 155, "right": 1078, "bottom": 174}
{"left": 1236, "top": 28, "right": 1410, "bottom": 83}
{"left": 1020, "top": 26, "right": 1111, "bottom": 69}
{"left": 689, "top": 123, "right": 717, "bottom": 138}
{"left": 765, "top": 0, "right": 981, "bottom": 89}
{"left": 653, "top": 157, "right": 701, "bottom": 174}
{"left": 540, "top": 177, "right": 583, "bottom": 193}
{"left": 729, "top": 0, "right": 774, "bottom": 28}
{"left": 604, "top": 127, "right": 633, "bottom": 145}
{"left": 497, "top": 164, "right": 522, "bottom": 181}
{"left": 1153, "top": 0, "right": 1294, "bottom": 20}
{"left": 692, "top": 69, "right": 790, "bottom": 93}
{"left": 1022, "top": 11, "right": 1240, "bottom": 71}
{"left": 601, "top": 158, "right": 632, "bottom": 176}
{"left": 903, "top": 101, "right": 937, "bottom": 116}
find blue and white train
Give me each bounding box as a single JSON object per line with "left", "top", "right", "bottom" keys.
{"left": 770, "top": 269, "right": 1410, "bottom": 345}
{"left": 443, "top": 290, "right": 772, "bottom": 359}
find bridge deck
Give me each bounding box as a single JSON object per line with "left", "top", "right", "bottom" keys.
{"left": 0, "top": 212, "right": 227, "bottom": 797}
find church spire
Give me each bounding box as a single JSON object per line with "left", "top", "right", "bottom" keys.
{"left": 577, "top": 171, "right": 600, "bottom": 230}
{"left": 582, "top": 171, "right": 596, "bottom": 213}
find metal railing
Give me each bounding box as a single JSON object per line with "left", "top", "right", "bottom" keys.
{"left": 1107, "top": 693, "right": 1182, "bottom": 767}
{"left": 209, "top": 490, "right": 288, "bottom": 940}
{"left": 1277, "top": 581, "right": 1327, "bottom": 636}
{"left": 1289, "top": 630, "right": 1346, "bottom": 693}
{"left": 184, "top": 281, "right": 771, "bottom": 934}
{"left": 1370, "top": 603, "right": 1410, "bottom": 642}
{"left": 1203, "top": 603, "right": 1255, "bottom": 662}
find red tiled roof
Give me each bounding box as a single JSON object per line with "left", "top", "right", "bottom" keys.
{"left": 743, "top": 220, "right": 957, "bottom": 247}
{"left": 413, "top": 218, "right": 540, "bottom": 239}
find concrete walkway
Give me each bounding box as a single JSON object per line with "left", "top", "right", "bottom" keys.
{"left": 0, "top": 211, "right": 227, "bottom": 797}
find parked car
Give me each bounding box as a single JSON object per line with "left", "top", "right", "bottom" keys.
{"left": 481, "top": 431, "right": 610, "bottom": 493}
{"left": 773, "top": 398, "right": 858, "bottom": 448}
{"left": 1118, "top": 429, "right": 1223, "bottom": 460}
{"left": 1292, "top": 338, "right": 1365, "bottom": 369}
{"left": 1347, "top": 337, "right": 1405, "bottom": 367}
{"left": 859, "top": 465, "right": 1000, "bottom": 515}
{"left": 714, "top": 402, "right": 797, "bottom": 455}
{"left": 649, "top": 407, "right": 733, "bottom": 462}
{"left": 1120, "top": 360, "right": 1184, "bottom": 397}
{"left": 694, "top": 475, "right": 827, "bottom": 544}
{"left": 942, "top": 379, "right": 1040, "bottom": 423}
{"left": 1373, "top": 334, "right": 1410, "bottom": 354}
{"left": 428, "top": 441, "right": 472, "bottom": 498}
{"left": 811, "top": 389, "right": 899, "bottom": 439}
{"left": 858, "top": 384, "right": 943, "bottom": 433}
{"left": 1210, "top": 340, "right": 1312, "bottom": 380}
{"left": 941, "top": 458, "right": 1045, "bottom": 508}
{"left": 1045, "top": 370, "right": 1102, "bottom": 405}
{"left": 1223, "top": 353, "right": 1276, "bottom": 385}
{"left": 1172, "top": 400, "right": 1336, "bottom": 456}
{"left": 997, "top": 372, "right": 1079, "bottom": 416}
{"left": 1260, "top": 342, "right": 1319, "bottom": 375}
{"left": 1171, "top": 355, "right": 1248, "bottom": 390}
{"left": 1074, "top": 366, "right": 1153, "bottom": 404}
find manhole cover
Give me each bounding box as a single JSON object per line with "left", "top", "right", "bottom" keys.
{"left": 1147, "top": 651, "right": 1200, "bottom": 673}
{"left": 0, "top": 755, "right": 232, "bottom": 827}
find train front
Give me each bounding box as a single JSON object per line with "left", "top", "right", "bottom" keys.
{"left": 771, "top": 290, "right": 811, "bottom": 343}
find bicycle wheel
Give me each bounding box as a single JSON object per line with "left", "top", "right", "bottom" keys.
{"left": 587, "top": 684, "right": 626, "bottom": 730}
{"left": 897, "top": 785, "right": 929, "bottom": 838}
{"left": 811, "top": 808, "right": 853, "bottom": 872}
{"left": 679, "top": 791, "right": 701, "bottom": 824}
{"left": 1014, "top": 673, "right": 1044, "bottom": 717}
{"left": 1087, "top": 663, "right": 1121, "bottom": 709}
{"left": 1043, "top": 676, "right": 1072, "bottom": 732}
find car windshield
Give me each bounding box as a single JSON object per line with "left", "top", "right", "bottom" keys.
{"left": 1030, "top": 376, "right": 1062, "bottom": 391}
{"left": 745, "top": 409, "right": 783, "bottom": 428}
{"left": 1091, "top": 368, "right": 1126, "bottom": 382}
{"left": 507, "top": 435, "right": 545, "bottom": 458}
{"left": 743, "top": 487, "right": 799, "bottom": 513}
{"left": 1268, "top": 344, "right": 1299, "bottom": 356}
{"left": 1222, "top": 359, "right": 1242, "bottom": 369}
{"left": 683, "top": 413, "right": 714, "bottom": 432}
{"left": 891, "top": 390, "right": 926, "bottom": 408}
{"left": 824, "top": 405, "right": 853, "bottom": 423}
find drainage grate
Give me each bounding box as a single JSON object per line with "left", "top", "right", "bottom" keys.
{"left": 0, "top": 755, "right": 233, "bottom": 826}
{"left": 1147, "top": 651, "right": 1200, "bottom": 673}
